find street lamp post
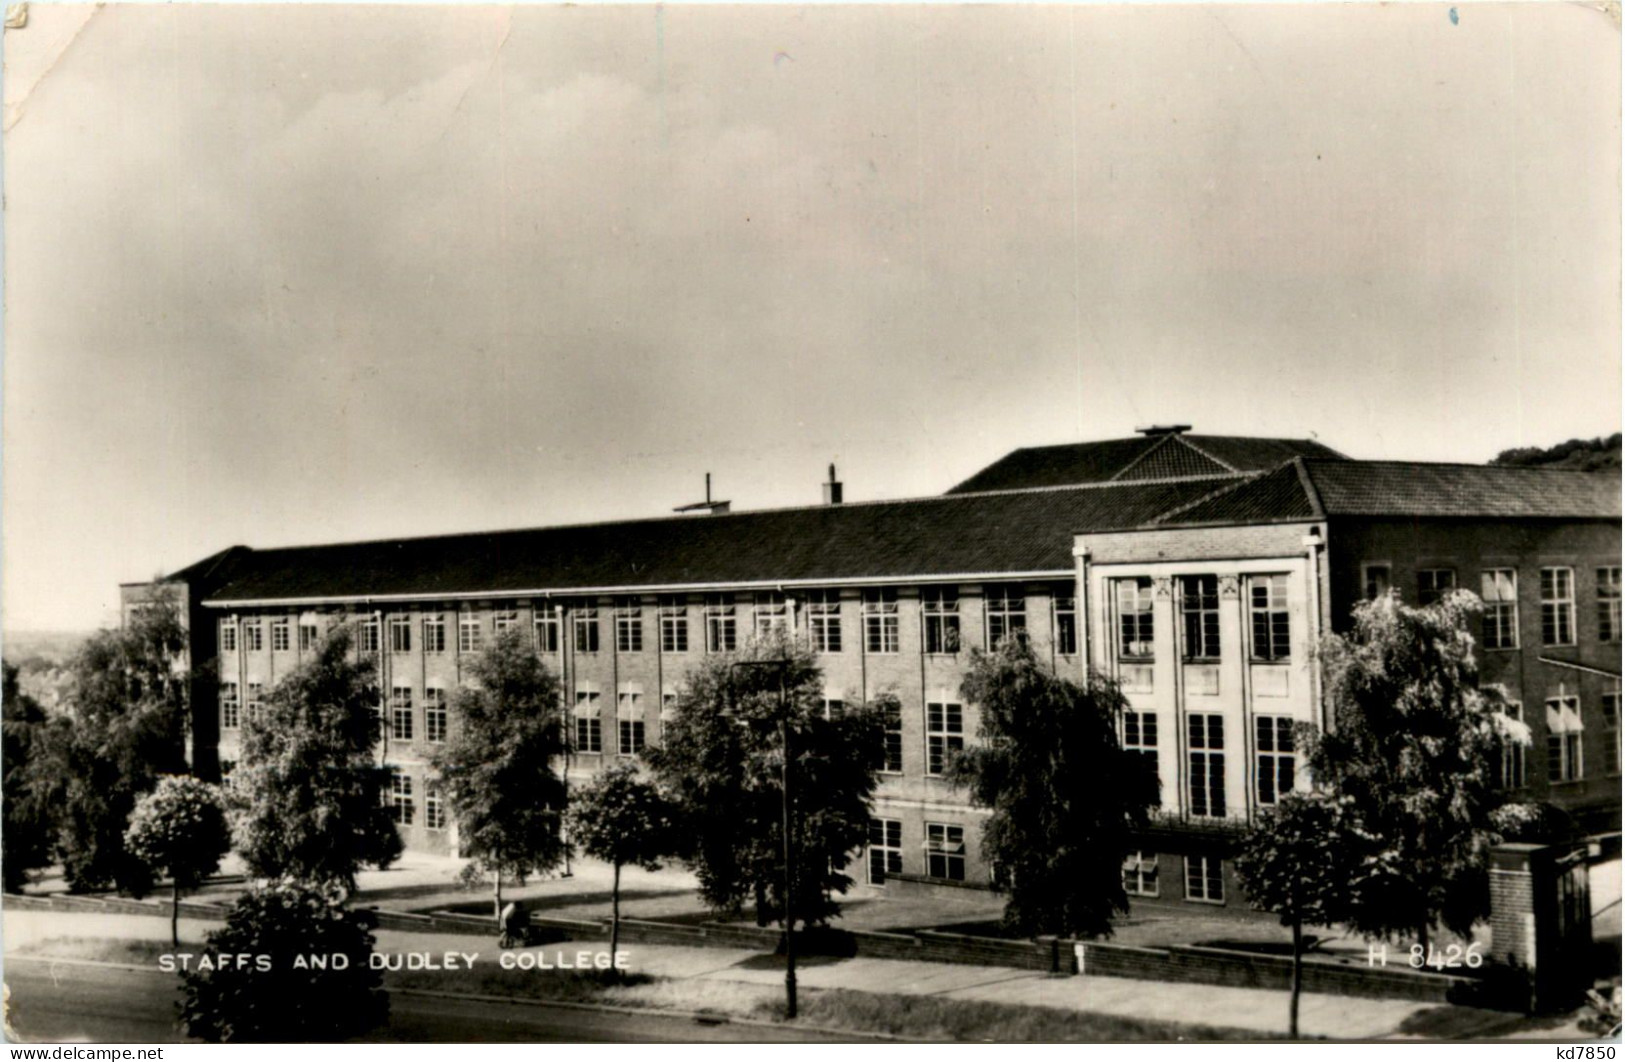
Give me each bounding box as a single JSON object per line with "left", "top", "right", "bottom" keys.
{"left": 728, "top": 658, "right": 797, "bottom": 1020}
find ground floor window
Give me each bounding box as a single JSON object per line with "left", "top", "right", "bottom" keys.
{"left": 619, "top": 719, "right": 646, "bottom": 755}
{"left": 1184, "top": 855, "right": 1223, "bottom": 904}
{"left": 425, "top": 791, "right": 446, "bottom": 831}
{"left": 925, "top": 822, "right": 966, "bottom": 881}
{"left": 1122, "top": 850, "right": 1159, "bottom": 897}
{"left": 576, "top": 717, "right": 602, "bottom": 753}
{"left": 868, "top": 818, "right": 903, "bottom": 884}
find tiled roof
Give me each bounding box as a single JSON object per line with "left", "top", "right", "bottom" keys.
{"left": 945, "top": 434, "right": 1345, "bottom": 493}
{"left": 1301, "top": 460, "right": 1622, "bottom": 519}
{"left": 196, "top": 478, "right": 1236, "bottom": 605}
{"left": 1149, "top": 463, "right": 1322, "bottom": 526}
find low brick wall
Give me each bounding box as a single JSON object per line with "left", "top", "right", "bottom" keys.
{"left": 4, "top": 891, "right": 234, "bottom": 921}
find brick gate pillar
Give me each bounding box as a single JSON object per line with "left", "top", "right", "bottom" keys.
{"left": 1489, "top": 842, "right": 1592, "bottom": 1012}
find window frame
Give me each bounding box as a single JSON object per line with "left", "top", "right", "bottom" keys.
{"left": 1122, "top": 850, "right": 1159, "bottom": 898}
{"left": 926, "top": 700, "right": 964, "bottom": 776}
{"left": 1481, "top": 569, "right": 1520, "bottom": 650}
{"left": 220, "top": 620, "right": 238, "bottom": 653}
{"left": 881, "top": 699, "right": 903, "bottom": 774}
{"left": 1417, "top": 568, "right": 1457, "bottom": 607}
{"left": 705, "top": 594, "right": 738, "bottom": 653}
{"left": 1599, "top": 567, "right": 1621, "bottom": 644}
{"left": 659, "top": 596, "right": 690, "bottom": 654}
{"left": 1546, "top": 695, "right": 1584, "bottom": 783}
{"left": 614, "top": 599, "right": 644, "bottom": 653}
{"left": 1362, "top": 563, "right": 1393, "bottom": 601}
{"left": 389, "top": 772, "right": 415, "bottom": 826}
{"left": 457, "top": 613, "right": 482, "bottom": 654}
{"left": 1116, "top": 577, "right": 1155, "bottom": 660}
{"left": 423, "top": 613, "right": 447, "bottom": 654}
{"left": 425, "top": 687, "right": 448, "bottom": 744}
{"left": 1248, "top": 574, "right": 1291, "bottom": 662}
{"left": 1254, "top": 715, "right": 1296, "bottom": 806}
{"left": 574, "top": 689, "right": 603, "bottom": 753}
{"left": 220, "top": 681, "right": 240, "bottom": 730}
{"left": 271, "top": 619, "right": 291, "bottom": 653}
{"left": 1184, "top": 854, "right": 1224, "bottom": 904}
{"left": 574, "top": 605, "right": 601, "bottom": 654}
{"left": 388, "top": 614, "right": 412, "bottom": 654}
{"left": 863, "top": 588, "right": 900, "bottom": 654}
{"left": 1179, "top": 575, "right": 1221, "bottom": 661}
{"left": 390, "top": 686, "right": 414, "bottom": 741}
{"left": 984, "top": 585, "right": 1027, "bottom": 649}
{"left": 922, "top": 587, "right": 961, "bottom": 655}
{"left": 534, "top": 610, "right": 560, "bottom": 654}
{"left": 925, "top": 822, "right": 966, "bottom": 882}
{"left": 868, "top": 818, "right": 903, "bottom": 885}
{"left": 1054, "top": 593, "right": 1078, "bottom": 657}
{"left": 807, "top": 590, "right": 842, "bottom": 654}
{"left": 1541, "top": 567, "right": 1577, "bottom": 647}
{"left": 1123, "top": 709, "right": 1160, "bottom": 807}
{"left": 1187, "top": 713, "right": 1226, "bottom": 819}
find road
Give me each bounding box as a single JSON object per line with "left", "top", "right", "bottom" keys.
{"left": 3, "top": 957, "right": 859, "bottom": 1043}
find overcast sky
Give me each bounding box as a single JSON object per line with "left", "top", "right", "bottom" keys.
{"left": 3, "top": 3, "right": 1619, "bottom": 631}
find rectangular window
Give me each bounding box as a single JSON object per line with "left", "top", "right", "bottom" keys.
{"left": 1599, "top": 568, "right": 1622, "bottom": 644}
{"left": 492, "top": 610, "right": 519, "bottom": 637}
{"left": 660, "top": 597, "right": 690, "bottom": 654}
{"left": 298, "top": 621, "right": 319, "bottom": 652}
{"left": 220, "top": 620, "right": 238, "bottom": 653}
{"left": 574, "top": 606, "right": 600, "bottom": 653}
{"left": 1255, "top": 716, "right": 1296, "bottom": 805}
{"left": 868, "top": 819, "right": 903, "bottom": 885}
{"left": 244, "top": 621, "right": 265, "bottom": 653}
{"left": 458, "top": 614, "right": 482, "bottom": 654}
{"left": 1603, "top": 692, "right": 1620, "bottom": 777}
{"left": 425, "top": 688, "right": 448, "bottom": 744}
{"left": 1117, "top": 578, "right": 1155, "bottom": 659}
{"left": 753, "top": 592, "right": 788, "bottom": 636}
{"left": 1546, "top": 696, "right": 1583, "bottom": 782}
{"left": 389, "top": 615, "right": 412, "bottom": 654}
{"left": 574, "top": 690, "right": 602, "bottom": 753}
{"left": 700, "top": 595, "right": 735, "bottom": 653}
{"left": 220, "top": 681, "right": 240, "bottom": 730}
{"left": 1249, "top": 575, "right": 1291, "bottom": 661}
{"left": 925, "top": 823, "right": 965, "bottom": 881}
{"left": 1055, "top": 593, "right": 1078, "bottom": 656}
{"left": 863, "top": 589, "right": 899, "bottom": 654}
{"left": 357, "top": 618, "right": 378, "bottom": 654}
{"left": 1541, "top": 568, "right": 1576, "bottom": 646}
{"left": 1185, "top": 855, "right": 1224, "bottom": 903}
{"left": 390, "top": 773, "right": 414, "bottom": 826}
{"left": 534, "top": 610, "right": 560, "bottom": 654}
{"left": 821, "top": 697, "right": 844, "bottom": 720}
{"left": 1499, "top": 701, "right": 1527, "bottom": 789}
{"left": 246, "top": 682, "right": 265, "bottom": 726}
{"left": 1123, "top": 710, "right": 1160, "bottom": 807}
{"left": 1363, "top": 564, "right": 1392, "bottom": 601}
{"left": 661, "top": 691, "right": 678, "bottom": 722}
{"left": 618, "top": 719, "right": 646, "bottom": 755}
{"left": 926, "top": 701, "right": 964, "bottom": 776}
{"left": 1418, "top": 569, "right": 1457, "bottom": 607}
{"left": 1122, "top": 850, "right": 1159, "bottom": 898}
{"left": 881, "top": 699, "right": 903, "bottom": 773}
{"left": 1187, "top": 713, "right": 1226, "bottom": 818}
{"left": 271, "top": 619, "right": 291, "bottom": 653}
{"left": 1180, "top": 576, "right": 1221, "bottom": 660}
{"left": 423, "top": 614, "right": 446, "bottom": 654}
{"left": 808, "top": 590, "right": 842, "bottom": 653}
{"left": 425, "top": 791, "right": 447, "bottom": 831}
{"left": 985, "top": 586, "right": 1027, "bottom": 648}
{"left": 923, "top": 587, "right": 961, "bottom": 654}
{"left": 1481, "top": 570, "right": 1519, "bottom": 650}
{"left": 615, "top": 600, "right": 644, "bottom": 653}
{"left": 390, "top": 686, "right": 414, "bottom": 741}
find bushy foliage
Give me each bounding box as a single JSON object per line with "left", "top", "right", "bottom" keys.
{"left": 646, "top": 632, "right": 883, "bottom": 928}
{"left": 948, "top": 635, "right": 1151, "bottom": 939}
{"left": 567, "top": 762, "right": 676, "bottom": 962}
{"left": 2, "top": 662, "right": 59, "bottom": 891}
{"left": 231, "top": 626, "right": 401, "bottom": 890}
{"left": 125, "top": 775, "right": 232, "bottom": 944}
{"left": 180, "top": 882, "right": 387, "bottom": 1042}
{"left": 431, "top": 630, "right": 569, "bottom": 916}
{"left": 1308, "top": 590, "right": 1513, "bottom": 944}
{"left": 1489, "top": 800, "right": 1577, "bottom": 845}
{"left": 1491, "top": 433, "right": 1621, "bottom": 470}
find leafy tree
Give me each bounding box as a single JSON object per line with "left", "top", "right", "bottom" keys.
{"left": 125, "top": 775, "right": 233, "bottom": 945}
{"left": 1308, "top": 590, "right": 1512, "bottom": 948}
{"left": 232, "top": 626, "right": 402, "bottom": 890}
{"left": 431, "top": 629, "right": 569, "bottom": 918}
{"left": 565, "top": 762, "right": 676, "bottom": 970}
{"left": 1235, "top": 793, "right": 1372, "bottom": 1038}
{"left": 2, "top": 662, "right": 59, "bottom": 892}
{"left": 180, "top": 881, "right": 387, "bottom": 1042}
{"left": 948, "top": 635, "right": 1152, "bottom": 939}
{"left": 1491, "top": 433, "right": 1621, "bottom": 470}
{"left": 647, "top": 632, "right": 883, "bottom": 930}
{"left": 49, "top": 597, "right": 191, "bottom": 894}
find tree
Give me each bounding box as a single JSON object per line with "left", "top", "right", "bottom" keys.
{"left": 48, "top": 596, "right": 192, "bottom": 894}
{"left": 947, "top": 634, "right": 1153, "bottom": 939}
{"left": 2, "top": 663, "right": 59, "bottom": 892}
{"left": 431, "top": 629, "right": 569, "bottom": 919}
{"left": 565, "top": 762, "right": 676, "bottom": 971}
{"left": 180, "top": 881, "right": 387, "bottom": 1042}
{"left": 1491, "top": 433, "right": 1621, "bottom": 470}
{"left": 646, "top": 632, "right": 883, "bottom": 930}
{"left": 124, "top": 775, "right": 233, "bottom": 945}
{"left": 1308, "top": 590, "right": 1515, "bottom": 948}
{"left": 1235, "top": 793, "right": 1372, "bottom": 1038}
{"left": 231, "top": 626, "right": 402, "bottom": 890}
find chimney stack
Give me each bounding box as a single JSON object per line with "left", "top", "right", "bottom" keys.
{"left": 823, "top": 463, "right": 843, "bottom": 505}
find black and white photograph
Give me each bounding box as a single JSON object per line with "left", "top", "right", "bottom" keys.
{"left": 1, "top": 1, "right": 1620, "bottom": 1046}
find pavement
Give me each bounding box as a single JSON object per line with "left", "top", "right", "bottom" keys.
{"left": 0, "top": 907, "right": 1499, "bottom": 1040}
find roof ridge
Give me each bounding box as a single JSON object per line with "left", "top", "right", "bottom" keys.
{"left": 1291, "top": 457, "right": 1327, "bottom": 519}
{"left": 1108, "top": 433, "right": 1180, "bottom": 482}
{"left": 1171, "top": 435, "right": 1244, "bottom": 474}
{"left": 1144, "top": 470, "right": 1270, "bottom": 526}
{"left": 1303, "top": 457, "right": 1621, "bottom": 474}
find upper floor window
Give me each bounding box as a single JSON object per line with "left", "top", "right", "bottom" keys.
{"left": 390, "top": 686, "right": 413, "bottom": 741}
{"left": 493, "top": 610, "right": 519, "bottom": 637}
{"left": 1117, "top": 578, "right": 1155, "bottom": 659}
{"left": 1122, "top": 709, "right": 1159, "bottom": 807}
{"left": 1417, "top": 569, "right": 1457, "bottom": 607}
{"left": 574, "top": 605, "right": 600, "bottom": 653}
{"left": 298, "top": 620, "right": 319, "bottom": 652}
{"left": 881, "top": 699, "right": 903, "bottom": 773}
{"left": 868, "top": 818, "right": 903, "bottom": 885}
{"left": 1187, "top": 713, "right": 1225, "bottom": 818}
{"left": 422, "top": 613, "right": 446, "bottom": 654}
{"left": 458, "top": 613, "right": 482, "bottom": 654}
{"left": 534, "top": 610, "right": 560, "bottom": 654}
{"left": 925, "top": 823, "right": 965, "bottom": 881}
{"left": 425, "top": 688, "right": 448, "bottom": 744}
{"left": 660, "top": 596, "right": 690, "bottom": 654}
{"left": 863, "top": 589, "right": 899, "bottom": 654}
{"left": 388, "top": 615, "right": 412, "bottom": 654}
{"left": 357, "top": 617, "right": 379, "bottom": 654}
{"left": 1054, "top": 594, "right": 1078, "bottom": 656}
{"left": 704, "top": 595, "right": 736, "bottom": 653}
{"left": 221, "top": 681, "right": 240, "bottom": 730}
{"left": 271, "top": 619, "right": 291, "bottom": 653}
{"left": 1599, "top": 567, "right": 1621, "bottom": 644}
{"left": 926, "top": 701, "right": 964, "bottom": 776}
{"left": 1249, "top": 574, "right": 1290, "bottom": 661}
{"left": 246, "top": 682, "right": 266, "bottom": 726}
{"left": 1481, "top": 570, "right": 1519, "bottom": 650}
{"left": 985, "top": 586, "right": 1026, "bottom": 649}
{"left": 220, "top": 620, "right": 238, "bottom": 653}
{"left": 574, "top": 689, "right": 602, "bottom": 752}
{"left": 1546, "top": 695, "right": 1583, "bottom": 782}
{"left": 1255, "top": 716, "right": 1295, "bottom": 805}
{"left": 1180, "top": 576, "right": 1221, "bottom": 660}
{"left": 807, "top": 590, "right": 842, "bottom": 653}
{"left": 1541, "top": 568, "right": 1576, "bottom": 646}
{"left": 1498, "top": 701, "right": 1527, "bottom": 789}
{"left": 922, "top": 588, "right": 960, "bottom": 654}
{"left": 244, "top": 621, "right": 265, "bottom": 653}
{"left": 1603, "top": 691, "right": 1620, "bottom": 777}
{"left": 615, "top": 600, "right": 644, "bottom": 653}
{"left": 1362, "top": 564, "right": 1392, "bottom": 601}
{"left": 754, "top": 592, "right": 788, "bottom": 636}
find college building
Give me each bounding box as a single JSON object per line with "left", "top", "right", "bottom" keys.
{"left": 122, "top": 426, "right": 1621, "bottom": 910}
